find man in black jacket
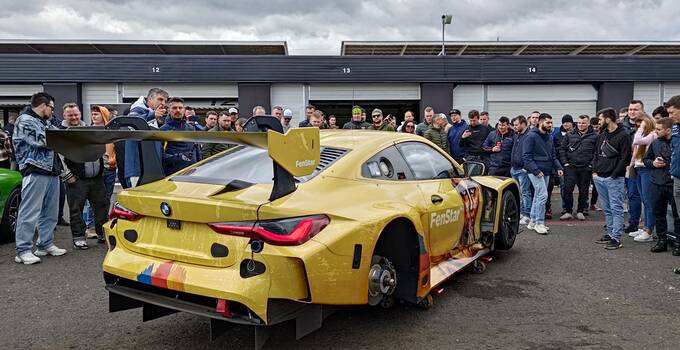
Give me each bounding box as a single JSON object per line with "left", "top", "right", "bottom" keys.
{"left": 644, "top": 118, "right": 680, "bottom": 255}
{"left": 60, "top": 104, "right": 110, "bottom": 250}
{"left": 460, "top": 110, "right": 491, "bottom": 166}
{"left": 559, "top": 115, "right": 598, "bottom": 221}
{"left": 592, "top": 108, "right": 632, "bottom": 250}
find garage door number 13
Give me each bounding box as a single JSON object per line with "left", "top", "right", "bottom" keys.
{"left": 342, "top": 67, "right": 351, "bottom": 74}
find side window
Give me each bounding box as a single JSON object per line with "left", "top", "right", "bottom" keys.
{"left": 397, "top": 142, "right": 457, "bottom": 180}
{"left": 362, "top": 146, "right": 414, "bottom": 181}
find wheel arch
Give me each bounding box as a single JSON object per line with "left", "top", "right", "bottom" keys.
{"left": 371, "top": 217, "right": 424, "bottom": 304}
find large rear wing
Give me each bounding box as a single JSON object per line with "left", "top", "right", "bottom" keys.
{"left": 46, "top": 116, "right": 320, "bottom": 201}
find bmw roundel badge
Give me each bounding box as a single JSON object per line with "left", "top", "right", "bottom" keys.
{"left": 160, "top": 202, "right": 172, "bottom": 217}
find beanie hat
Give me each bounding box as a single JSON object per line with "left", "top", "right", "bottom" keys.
{"left": 561, "top": 114, "right": 573, "bottom": 124}
{"left": 352, "top": 106, "right": 362, "bottom": 115}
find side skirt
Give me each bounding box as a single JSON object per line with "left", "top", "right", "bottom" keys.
{"left": 429, "top": 248, "right": 490, "bottom": 288}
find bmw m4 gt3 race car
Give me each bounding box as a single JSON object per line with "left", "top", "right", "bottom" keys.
{"left": 47, "top": 116, "right": 519, "bottom": 349}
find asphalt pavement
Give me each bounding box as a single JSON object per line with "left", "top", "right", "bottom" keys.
{"left": 1, "top": 200, "right": 680, "bottom": 350}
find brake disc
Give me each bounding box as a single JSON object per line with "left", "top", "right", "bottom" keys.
{"left": 367, "top": 256, "right": 397, "bottom": 306}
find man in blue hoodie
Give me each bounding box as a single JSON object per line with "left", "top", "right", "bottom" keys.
{"left": 522, "top": 113, "right": 563, "bottom": 235}
{"left": 124, "top": 88, "right": 168, "bottom": 187}
{"left": 510, "top": 115, "right": 532, "bottom": 225}
{"left": 447, "top": 109, "right": 467, "bottom": 164}
{"left": 159, "top": 97, "right": 201, "bottom": 175}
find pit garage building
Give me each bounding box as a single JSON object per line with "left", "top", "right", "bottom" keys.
{"left": 1, "top": 40, "right": 680, "bottom": 126}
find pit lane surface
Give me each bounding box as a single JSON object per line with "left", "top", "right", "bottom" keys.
{"left": 2, "top": 201, "right": 680, "bottom": 349}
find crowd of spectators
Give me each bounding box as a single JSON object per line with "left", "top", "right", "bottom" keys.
{"left": 4, "top": 88, "right": 680, "bottom": 264}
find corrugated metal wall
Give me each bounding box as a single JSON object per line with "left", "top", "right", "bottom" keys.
{"left": 270, "top": 83, "right": 305, "bottom": 126}
{"left": 308, "top": 83, "right": 420, "bottom": 100}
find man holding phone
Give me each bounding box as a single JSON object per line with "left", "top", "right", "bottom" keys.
{"left": 459, "top": 110, "right": 491, "bottom": 167}
{"left": 644, "top": 117, "right": 679, "bottom": 254}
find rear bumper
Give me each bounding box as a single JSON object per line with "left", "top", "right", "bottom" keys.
{"left": 103, "top": 241, "right": 315, "bottom": 323}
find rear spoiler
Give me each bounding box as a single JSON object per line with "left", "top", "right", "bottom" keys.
{"left": 46, "top": 116, "right": 320, "bottom": 201}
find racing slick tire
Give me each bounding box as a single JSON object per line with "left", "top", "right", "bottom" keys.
{"left": 494, "top": 191, "right": 519, "bottom": 250}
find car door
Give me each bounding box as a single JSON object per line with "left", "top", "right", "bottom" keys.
{"left": 396, "top": 142, "right": 465, "bottom": 259}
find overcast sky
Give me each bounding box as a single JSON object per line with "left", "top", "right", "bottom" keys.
{"left": 0, "top": 0, "right": 677, "bottom": 54}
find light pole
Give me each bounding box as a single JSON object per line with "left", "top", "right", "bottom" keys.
{"left": 441, "top": 14, "right": 452, "bottom": 56}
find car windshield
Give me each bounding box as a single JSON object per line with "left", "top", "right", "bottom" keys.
{"left": 171, "top": 145, "right": 348, "bottom": 186}
{"left": 173, "top": 146, "right": 275, "bottom": 185}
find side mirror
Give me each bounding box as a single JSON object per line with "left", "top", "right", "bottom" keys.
{"left": 463, "top": 161, "right": 486, "bottom": 177}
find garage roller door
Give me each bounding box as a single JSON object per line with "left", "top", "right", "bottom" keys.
{"left": 309, "top": 83, "right": 420, "bottom": 100}
{"left": 271, "top": 84, "right": 305, "bottom": 125}
{"left": 487, "top": 84, "right": 597, "bottom": 125}
{"left": 122, "top": 83, "right": 238, "bottom": 98}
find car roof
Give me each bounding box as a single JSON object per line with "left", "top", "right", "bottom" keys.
{"left": 319, "top": 129, "right": 423, "bottom": 150}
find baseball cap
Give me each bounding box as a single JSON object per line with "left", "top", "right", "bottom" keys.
{"left": 449, "top": 109, "right": 461, "bottom": 115}
{"left": 228, "top": 107, "right": 238, "bottom": 114}
{"left": 371, "top": 108, "right": 383, "bottom": 116}
{"left": 351, "top": 105, "right": 362, "bottom": 115}
{"left": 283, "top": 109, "right": 293, "bottom": 119}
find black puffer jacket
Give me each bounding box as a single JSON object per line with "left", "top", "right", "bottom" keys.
{"left": 592, "top": 124, "right": 632, "bottom": 178}
{"left": 559, "top": 127, "right": 598, "bottom": 168}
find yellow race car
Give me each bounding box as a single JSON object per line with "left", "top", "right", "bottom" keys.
{"left": 48, "top": 116, "right": 519, "bottom": 348}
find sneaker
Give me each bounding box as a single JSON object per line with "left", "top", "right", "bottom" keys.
{"left": 519, "top": 216, "right": 530, "bottom": 225}
{"left": 34, "top": 245, "right": 67, "bottom": 257}
{"left": 624, "top": 224, "right": 639, "bottom": 234}
{"left": 634, "top": 230, "right": 653, "bottom": 242}
{"left": 545, "top": 209, "right": 553, "bottom": 220}
{"left": 73, "top": 239, "right": 89, "bottom": 250}
{"left": 605, "top": 239, "right": 623, "bottom": 250}
{"left": 595, "top": 234, "right": 612, "bottom": 244}
{"left": 97, "top": 235, "right": 106, "bottom": 244}
{"left": 527, "top": 221, "right": 536, "bottom": 230}
{"left": 14, "top": 251, "right": 41, "bottom": 265}
{"left": 86, "top": 228, "right": 97, "bottom": 239}
{"left": 534, "top": 224, "right": 549, "bottom": 235}
{"left": 576, "top": 213, "right": 586, "bottom": 221}
{"left": 560, "top": 212, "right": 573, "bottom": 220}
{"left": 628, "top": 229, "right": 643, "bottom": 238}
{"left": 591, "top": 204, "right": 602, "bottom": 211}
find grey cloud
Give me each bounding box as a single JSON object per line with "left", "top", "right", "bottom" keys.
{"left": 0, "top": 0, "right": 678, "bottom": 54}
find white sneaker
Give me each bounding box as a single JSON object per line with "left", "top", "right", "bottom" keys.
{"left": 633, "top": 231, "right": 653, "bottom": 242}
{"left": 560, "top": 213, "right": 573, "bottom": 220}
{"left": 534, "top": 224, "right": 549, "bottom": 235}
{"left": 628, "top": 229, "right": 643, "bottom": 238}
{"left": 34, "top": 245, "right": 68, "bottom": 257}
{"left": 14, "top": 251, "right": 41, "bottom": 265}
{"left": 527, "top": 221, "right": 536, "bottom": 230}
{"left": 576, "top": 213, "right": 586, "bottom": 221}
{"left": 519, "top": 216, "right": 530, "bottom": 225}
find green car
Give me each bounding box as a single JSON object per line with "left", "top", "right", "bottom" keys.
{"left": 0, "top": 168, "right": 21, "bottom": 243}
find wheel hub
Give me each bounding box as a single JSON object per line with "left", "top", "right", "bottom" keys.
{"left": 367, "top": 256, "right": 397, "bottom": 306}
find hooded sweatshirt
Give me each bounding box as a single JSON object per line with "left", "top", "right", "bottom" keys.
{"left": 447, "top": 120, "right": 468, "bottom": 159}
{"left": 522, "top": 127, "right": 562, "bottom": 176}
{"left": 592, "top": 123, "right": 632, "bottom": 178}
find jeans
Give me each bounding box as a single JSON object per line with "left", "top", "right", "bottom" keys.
{"left": 511, "top": 168, "right": 532, "bottom": 218}
{"left": 65, "top": 177, "right": 110, "bottom": 240}
{"left": 563, "top": 166, "right": 592, "bottom": 214}
{"left": 634, "top": 167, "right": 655, "bottom": 230}
{"left": 651, "top": 183, "right": 677, "bottom": 240}
{"left": 594, "top": 176, "right": 625, "bottom": 240}
{"left": 15, "top": 174, "right": 60, "bottom": 254}
{"left": 528, "top": 173, "right": 550, "bottom": 225}
{"left": 84, "top": 168, "right": 117, "bottom": 227}
{"left": 626, "top": 177, "right": 641, "bottom": 227}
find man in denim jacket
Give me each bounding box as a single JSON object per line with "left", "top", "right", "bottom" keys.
{"left": 12, "top": 92, "right": 68, "bottom": 264}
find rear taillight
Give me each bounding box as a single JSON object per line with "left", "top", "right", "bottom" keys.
{"left": 208, "top": 215, "right": 330, "bottom": 246}
{"left": 109, "top": 203, "right": 144, "bottom": 221}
